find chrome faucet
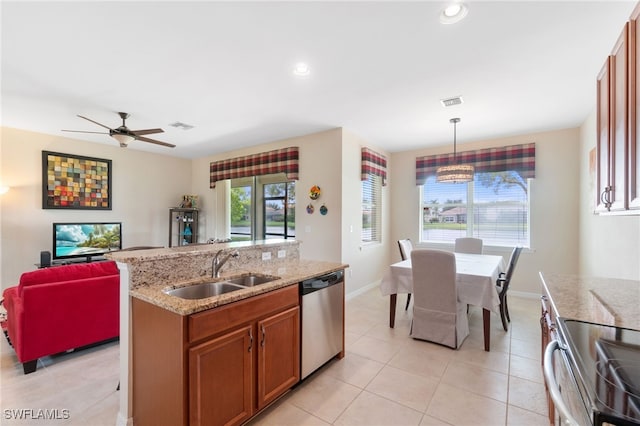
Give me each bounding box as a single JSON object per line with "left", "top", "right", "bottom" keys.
{"left": 212, "top": 249, "right": 239, "bottom": 278}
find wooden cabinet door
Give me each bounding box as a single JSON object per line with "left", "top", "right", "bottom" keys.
{"left": 189, "top": 325, "right": 254, "bottom": 426}
{"left": 610, "top": 23, "right": 630, "bottom": 211}
{"left": 256, "top": 306, "right": 300, "bottom": 410}
{"left": 630, "top": 6, "right": 640, "bottom": 209}
{"left": 597, "top": 58, "right": 613, "bottom": 212}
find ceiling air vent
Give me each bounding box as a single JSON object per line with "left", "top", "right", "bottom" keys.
{"left": 440, "top": 96, "right": 463, "bottom": 107}
{"left": 169, "top": 121, "right": 194, "bottom": 130}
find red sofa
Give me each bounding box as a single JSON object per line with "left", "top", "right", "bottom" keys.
{"left": 2, "top": 261, "right": 120, "bottom": 374}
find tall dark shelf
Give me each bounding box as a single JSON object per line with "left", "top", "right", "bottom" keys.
{"left": 169, "top": 208, "right": 199, "bottom": 247}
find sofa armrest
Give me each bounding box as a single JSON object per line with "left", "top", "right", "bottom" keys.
{"left": 2, "top": 287, "right": 25, "bottom": 355}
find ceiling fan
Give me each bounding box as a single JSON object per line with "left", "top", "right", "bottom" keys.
{"left": 62, "top": 112, "right": 176, "bottom": 148}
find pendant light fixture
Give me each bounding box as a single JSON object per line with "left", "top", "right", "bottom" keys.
{"left": 436, "top": 117, "right": 474, "bottom": 183}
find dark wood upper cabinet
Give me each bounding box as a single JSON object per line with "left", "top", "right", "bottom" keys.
{"left": 596, "top": 13, "right": 640, "bottom": 215}
{"left": 610, "top": 22, "right": 630, "bottom": 212}
{"left": 596, "top": 57, "right": 612, "bottom": 212}
{"left": 630, "top": 4, "right": 640, "bottom": 209}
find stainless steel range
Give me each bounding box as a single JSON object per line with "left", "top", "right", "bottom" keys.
{"left": 544, "top": 318, "right": 640, "bottom": 425}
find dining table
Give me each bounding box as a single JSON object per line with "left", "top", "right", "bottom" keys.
{"left": 379, "top": 252, "right": 506, "bottom": 351}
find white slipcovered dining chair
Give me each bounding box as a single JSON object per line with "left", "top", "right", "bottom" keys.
{"left": 397, "top": 239, "right": 413, "bottom": 310}
{"left": 410, "top": 249, "right": 469, "bottom": 349}
{"left": 454, "top": 237, "right": 483, "bottom": 254}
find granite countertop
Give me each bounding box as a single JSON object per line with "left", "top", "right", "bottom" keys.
{"left": 131, "top": 259, "right": 348, "bottom": 316}
{"left": 539, "top": 272, "right": 640, "bottom": 331}
{"left": 107, "top": 239, "right": 297, "bottom": 263}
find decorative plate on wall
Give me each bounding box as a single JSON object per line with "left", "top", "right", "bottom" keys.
{"left": 309, "top": 185, "right": 321, "bottom": 200}
{"left": 306, "top": 203, "right": 314, "bottom": 214}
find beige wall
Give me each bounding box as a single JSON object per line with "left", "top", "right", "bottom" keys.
{"left": 7, "top": 121, "right": 628, "bottom": 297}
{"left": 1, "top": 126, "right": 392, "bottom": 296}
{"left": 191, "top": 128, "right": 344, "bottom": 262}
{"left": 191, "top": 128, "right": 391, "bottom": 295}
{"left": 389, "top": 127, "right": 582, "bottom": 295}
{"left": 0, "top": 127, "right": 192, "bottom": 287}
{"left": 578, "top": 110, "right": 640, "bottom": 280}
{"left": 341, "top": 129, "right": 391, "bottom": 296}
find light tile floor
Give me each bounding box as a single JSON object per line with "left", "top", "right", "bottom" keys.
{"left": 0, "top": 288, "right": 548, "bottom": 426}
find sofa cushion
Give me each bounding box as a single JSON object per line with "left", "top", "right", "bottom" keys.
{"left": 19, "top": 261, "right": 119, "bottom": 287}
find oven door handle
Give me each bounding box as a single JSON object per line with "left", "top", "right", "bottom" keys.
{"left": 543, "top": 340, "right": 580, "bottom": 426}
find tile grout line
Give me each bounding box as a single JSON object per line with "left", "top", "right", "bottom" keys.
{"left": 504, "top": 320, "right": 513, "bottom": 425}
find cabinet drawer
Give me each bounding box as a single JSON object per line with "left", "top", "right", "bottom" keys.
{"left": 189, "top": 285, "right": 299, "bottom": 343}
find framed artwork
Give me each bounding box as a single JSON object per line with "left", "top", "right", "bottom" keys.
{"left": 42, "top": 151, "right": 112, "bottom": 210}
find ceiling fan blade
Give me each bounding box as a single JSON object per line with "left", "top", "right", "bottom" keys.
{"left": 136, "top": 135, "right": 176, "bottom": 148}
{"left": 130, "top": 128, "right": 164, "bottom": 136}
{"left": 61, "top": 130, "right": 110, "bottom": 135}
{"left": 77, "top": 115, "right": 115, "bottom": 131}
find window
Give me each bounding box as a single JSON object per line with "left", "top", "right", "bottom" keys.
{"left": 263, "top": 181, "right": 296, "bottom": 239}
{"left": 362, "top": 173, "right": 382, "bottom": 243}
{"left": 421, "top": 170, "right": 530, "bottom": 247}
{"left": 230, "top": 174, "right": 295, "bottom": 241}
{"left": 230, "top": 178, "right": 253, "bottom": 241}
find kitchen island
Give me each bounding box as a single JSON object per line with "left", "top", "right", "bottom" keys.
{"left": 107, "top": 240, "right": 348, "bottom": 426}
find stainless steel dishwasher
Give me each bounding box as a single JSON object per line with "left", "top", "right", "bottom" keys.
{"left": 300, "top": 270, "right": 344, "bottom": 379}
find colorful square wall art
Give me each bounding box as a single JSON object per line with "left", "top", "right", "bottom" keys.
{"left": 42, "top": 151, "right": 112, "bottom": 210}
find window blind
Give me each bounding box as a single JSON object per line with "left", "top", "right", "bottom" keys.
{"left": 421, "top": 171, "right": 530, "bottom": 247}
{"left": 362, "top": 173, "right": 382, "bottom": 242}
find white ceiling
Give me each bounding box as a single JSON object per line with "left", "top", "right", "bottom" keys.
{"left": 1, "top": 1, "right": 637, "bottom": 159}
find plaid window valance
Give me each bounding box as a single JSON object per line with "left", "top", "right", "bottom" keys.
{"left": 361, "top": 147, "right": 388, "bottom": 186}
{"left": 416, "top": 142, "right": 535, "bottom": 185}
{"left": 210, "top": 146, "right": 299, "bottom": 188}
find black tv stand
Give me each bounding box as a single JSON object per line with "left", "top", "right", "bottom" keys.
{"left": 37, "top": 256, "right": 107, "bottom": 268}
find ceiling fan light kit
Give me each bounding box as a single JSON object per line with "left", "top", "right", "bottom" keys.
{"left": 436, "top": 117, "right": 474, "bottom": 183}
{"left": 62, "top": 111, "right": 176, "bottom": 148}
{"left": 111, "top": 133, "right": 135, "bottom": 147}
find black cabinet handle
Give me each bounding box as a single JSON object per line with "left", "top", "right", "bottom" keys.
{"left": 600, "top": 186, "right": 612, "bottom": 209}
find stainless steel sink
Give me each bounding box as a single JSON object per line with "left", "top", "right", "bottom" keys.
{"left": 163, "top": 282, "right": 246, "bottom": 299}
{"left": 226, "top": 274, "right": 279, "bottom": 287}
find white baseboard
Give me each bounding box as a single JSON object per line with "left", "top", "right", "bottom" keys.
{"left": 345, "top": 280, "right": 380, "bottom": 301}
{"left": 116, "top": 411, "right": 133, "bottom": 426}
{"left": 510, "top": 290, "right": 540, "bottom": 299}
{"left": 346, "top": 284, "right": 540, "bottom": 302}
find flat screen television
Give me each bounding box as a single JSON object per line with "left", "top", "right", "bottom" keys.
{"left": 53, "top": 222, "right": 122, "bottom": 262}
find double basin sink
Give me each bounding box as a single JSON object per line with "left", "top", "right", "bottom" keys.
{"left": 163, "top": 274, "right": 279, "bottom": 300}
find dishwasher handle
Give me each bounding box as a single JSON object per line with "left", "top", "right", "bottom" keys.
{"left": 300, "top": 270, "right": 344, "bottom": 295}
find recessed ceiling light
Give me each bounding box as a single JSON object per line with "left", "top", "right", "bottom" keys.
{"left": 293, "top": 62, "right": 310, "bottom": 77}
{"left": 440, "top": 2, "right": 468, "bottom": 24}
